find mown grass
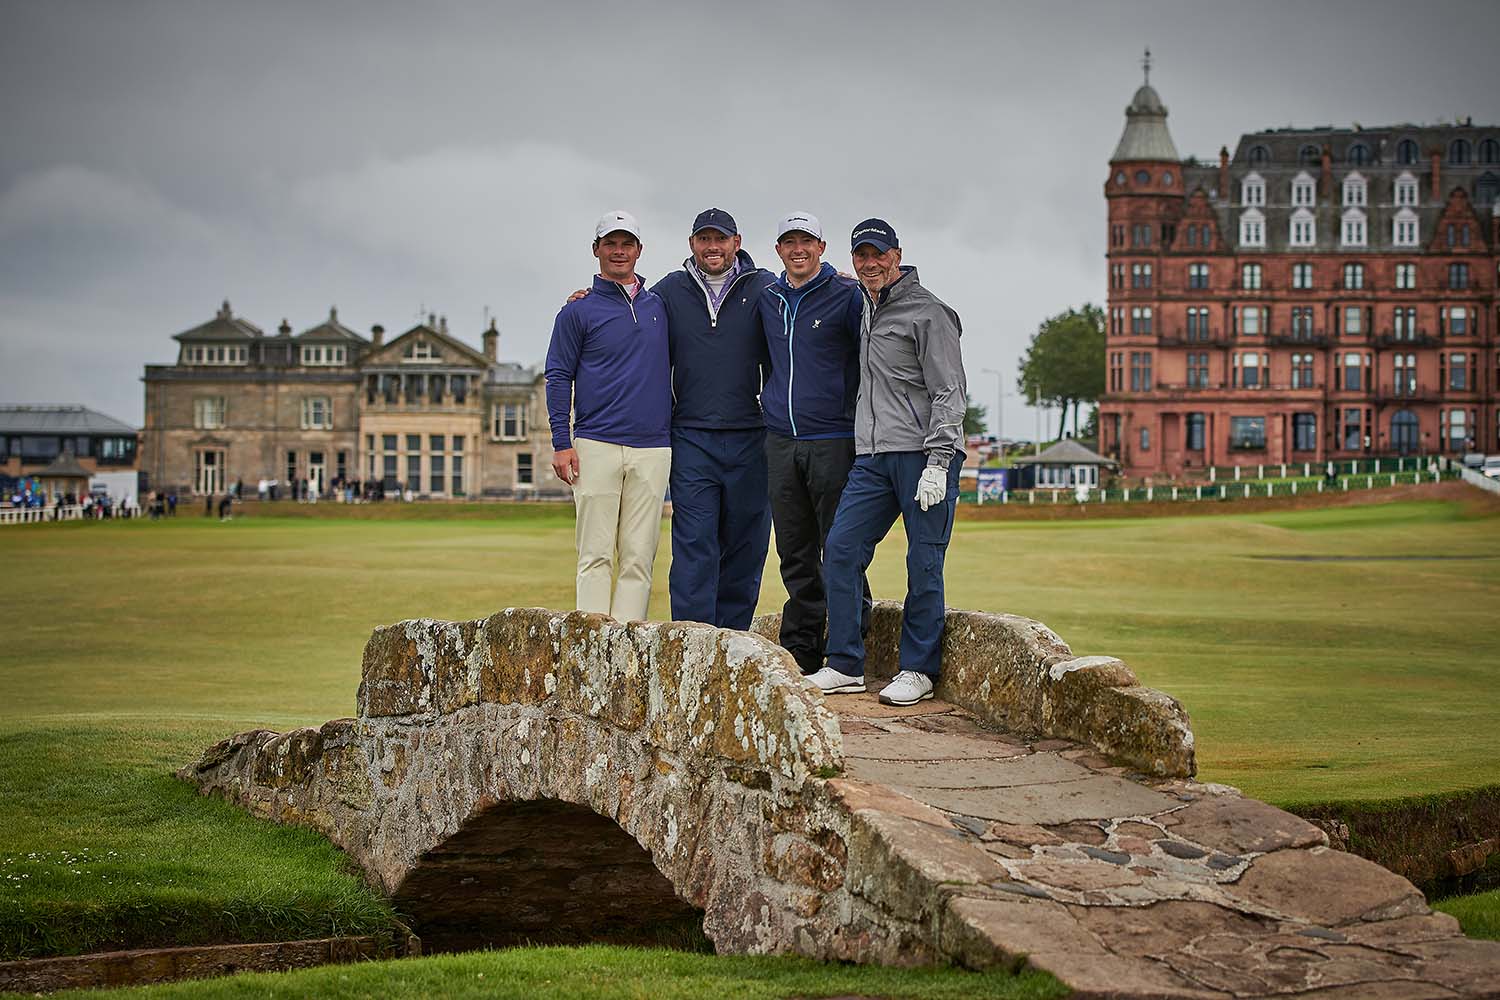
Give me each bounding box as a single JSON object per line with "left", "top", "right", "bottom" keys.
{"left": 1434, "top": 889, "right": 1500, "bottom": 941}
{"left": 48, "top": 945, "right": 1067, "bottom": 1000}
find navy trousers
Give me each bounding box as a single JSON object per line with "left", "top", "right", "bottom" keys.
{"left": 824, "top": 450, "right": 963, "bottom": 678}
{"left": 668, "top": 426, "right": 772, "bottom": 630}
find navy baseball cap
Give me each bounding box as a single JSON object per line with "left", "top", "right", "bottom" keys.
{"left": 691, "top": 208, "right": 738, "bottom": 236}
{"left": 851, "top": 218, "right": 898, "bottom": 253}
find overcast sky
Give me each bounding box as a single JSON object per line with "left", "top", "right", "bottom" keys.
{"left": 1, "top": 0, "right": 1496, "bottom": 434}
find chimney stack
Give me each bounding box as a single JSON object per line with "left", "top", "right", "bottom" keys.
{"left": 278, "top": 319, "right": 291, "bottom": 337}
{"left": 1431, "top": 148, "right": 1442, "bottom": 201}
{"left": 483, "top": 318, "right": 498, "bottom": 361}
{"left": 371, "top": 324, "right": 384, "bottom": 347}
{"left": 1218, "top": 146, "right": 1229, "bottom": 202}
{"left": 1320, "top": 145, "right": 1332, "bottom": 201}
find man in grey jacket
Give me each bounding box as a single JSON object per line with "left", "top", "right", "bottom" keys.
{"left": 809, "top": 219, "right": 968, "bottom": 706}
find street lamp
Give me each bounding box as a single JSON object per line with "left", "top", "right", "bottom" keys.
{"left": 980, "top": 367, "right": 1004, "bottom": 450}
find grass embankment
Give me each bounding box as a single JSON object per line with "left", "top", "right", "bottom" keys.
{"left": 2, "top": 495, "right": 1498, "bottom": 965}
{"left": 46, "top": 946, "right": 1065, "bottom": 1000}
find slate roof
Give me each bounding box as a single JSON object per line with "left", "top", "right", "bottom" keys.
{"left": 0, "top": 405, "right": 137, "bottom": 435}
{"left": 1013, "top": 439, "right": 1117, "bottom": 467}
{"left": 486, "top": 362, "right": 540, "bottom": 387}
{"left": 172, "top": 300, "right": 264, "bottom": 342}
{"left": 36, "top": 449, "right": 91, "bottom": 479}
{"left": 1111, "top": 83, "right": 1180, "bottom": 163}
{"left": 295, "top": 306, "right": 368, "bottom": 343}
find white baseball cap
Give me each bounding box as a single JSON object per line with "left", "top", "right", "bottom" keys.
{"left": 775, "top": 211, "right": 823, "bottom": 241}
{"left": 595, "top": 210, "right": 642, "bottom": 241}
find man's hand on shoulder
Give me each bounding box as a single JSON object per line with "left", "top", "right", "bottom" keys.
{"left": 564, "top": 289, "right": 590, "bottom": 305}
{"left": 552, "top": 448, "right": 579, "bottom": 485}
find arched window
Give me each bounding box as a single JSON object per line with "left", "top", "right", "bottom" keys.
{"left": 1240, "top": 171, "right": 1265, "bottom": 207}
{"left": 1342, "top": 171, "right": 1367, "bottom": 207}
{"left": 1449, "top": 139, "right": 1473, "bottom": 165}
{"left": 1392, "top": 207, "right": 1419, "bottom": 248}
{"left": 1394, "top": 171, "right": 1419, "bottom": 207}
{"left": 1299, "top": 144, "right": 1321, "bottom": 166}
{"left": 1248, "top": 145, "right": 1270, "bottom": 166}
{"left": 1239, "top": 207, "right": 1265, "bottom": 248}
{"left": 1289, "top": 208, "right": 1316, "bottom": 247}
{"left": 1478, "top": 138, "right": 1499, "bottom": 165}
{"left": 1397, "top": 139, "right": 1420, "bottom": 165}
{"left": 1291, "top": 170, "right": 1317, "bottom": 207}
{"left": 1474, "top": 172, "right": 1499, "bottom": 207}
{"left": 1341, "top": 208, "right": 1367, "bottom": 248}
{"left": 1347, "top": 143, "right": 1371, "bottom": 166}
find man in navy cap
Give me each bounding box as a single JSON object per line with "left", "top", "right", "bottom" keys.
{"left": 811, "top": 219, "right": 967, "bottom": 705}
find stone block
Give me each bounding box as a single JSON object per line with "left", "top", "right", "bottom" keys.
{"left": 846, "top": 810, "right": 1006, "bottom": 924}
{"left": 1223, "top": 847, "right": 1426, "bottom": 927}
{"left": 357, "top": 625, "right": 426, "bottom": 718}
{"left": 941, "top": 895, "right": 1104, "bottom": 971}
{"left": 1164, "top": 794, "right": 1329, "bottom": 855}
{"left": 480, "top": 608, "right": 558, "bottom": 705}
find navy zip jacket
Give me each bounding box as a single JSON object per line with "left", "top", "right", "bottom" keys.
{"left": 651, "top": 250, "right": 777, "bottom": 430}
{"left": 757, "top": 262, "right": 864, "bottom": 439}
{"left": 544, "top": 274, "right": 671, "bottom": 451}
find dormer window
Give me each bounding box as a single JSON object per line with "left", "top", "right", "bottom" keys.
{"left": 184, "top": 344, "right": 247, "bottom": 366}
{"left": 300, "top": 345, "right": 347, "bottom": 366}
{"left": 1341, "top": 208, "right": 1367, "bottom": 248}
{"left": 1299, "top": 144, "right": 1321, "bottom": 166}
{"left": 1449, "top": 139, "right": 1472, "bottom": 165}
{"left": 1394, "top": 172, "right": 1418, "bottom": 207}
{"left": 403, "top": 340, "right": 437, "bottom": 362}
{"left": 1289, "top": 208, "right": 1316, "bottom": 247}
{"left": 1248, "top": 145, "right": 1270, "bottom": 166}
{"left": 1342, "top": 172, "right": 1367, "bottom": 207}
{"left": 1240, "top": 172, "right": 1265, "bottom": 207}
{"left": 1347, "top": 143, "right": 1371, "bottom": 166}
{"left": 1397, "top": 139, "right": 1420, "bottom": 165}
{"left": 1291, "top": 171, "right": 1316, "bottom": 207}
{"left": 1239, "top": 208, "right": 1265, "bottom": 248}
{"left": 1392, "top": 207, "right": 1419, "bottom": 247}
{"left": 1480, "top": 139, "right": 1499, "bottom": 165}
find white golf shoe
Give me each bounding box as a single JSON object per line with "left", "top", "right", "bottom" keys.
{"left": 806, "top": 666, "right": 867, "bottom": 694}
{"left": 878, "top": 670, "right": 934, "bottom": 706}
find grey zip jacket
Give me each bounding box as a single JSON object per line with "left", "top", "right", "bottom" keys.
{"left": 854, "top": 266, "right": 968, "bottom": 468}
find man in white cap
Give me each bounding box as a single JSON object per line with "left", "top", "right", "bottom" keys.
{"left": 544, "top": 211, "right": 673, "bottom": 620}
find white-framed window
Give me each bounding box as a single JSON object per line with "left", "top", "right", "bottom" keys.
{"left": 516, "top": 452, "right": 535, "bottom": 487}
{"left": 1393, "top": 208, "right": 1419, "bottom": 247}
{"left": 193, "top": 397, "right": 226, "bottom": 430}
{"left": 184, "top": 344, "right": 247, "bottom": 366}
{"left": 1343, "top": 263, "right": 1365, "bottom": 290}
{"left": 1291, "top": 171, "right": 1316, "bottom": 207}
{"left": 1240, "top": 306, "right": 1263, "bottom": 335}
{"left": 1234, "top": 351, "right": 1265, "bottom": 388}
{"left": 1395, "top": 172, "right": 1418, "bottom": 207}
{"left": 1289, "top": 208, "right": 1316, "bottom": 247}
{"left": 1395, "top": 263, "right": 1416, "bottom": 290}
{"left": 1240, "top": 172, "right": 1265, "bottom": 207}
{"left": 1341, "top": 208, "right": 1367, "bottom": 248}
{"left": 1241, "top": 263, "right": 1263, "bottom": 290}
{"left": 1342, "top": 172, "right": 1367, "bottom": 207}
{"left": 1239, "top": 208, "right": 1265, "bottom": 247}
{"left": 491, "top": 402, "right": 529, "bottom": 440}
{"left": 300, "top": 396, "right": 333, "bottom": 430}
{"left": 300, "top": 344, "right": 347, "bottom": 366}
{"left": 402, "top": 339, "right": 437, "bottom": 363}
{"left": 1344, "top": 307, "right": 1363, "bottom": 335}
{"left": 1445, "top": 307, "right": 1471, "bottom": 336}
{"left": 1292, "top": 263, "right": 1313, "bottom": 289}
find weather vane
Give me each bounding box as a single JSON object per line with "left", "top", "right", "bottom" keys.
{"left": 1142, "top": 47, "right": 1152, "bottom": 85}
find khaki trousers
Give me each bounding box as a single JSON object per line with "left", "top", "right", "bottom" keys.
{"left": 572, "top": 437, "right": 672, "bottom": 621}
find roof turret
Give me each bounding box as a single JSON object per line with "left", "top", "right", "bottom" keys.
{"left": 1110, "top": 49, "right": 1179, "bottom": 163}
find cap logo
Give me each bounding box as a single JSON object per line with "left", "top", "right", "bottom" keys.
{"left": 853, "top": 227, "right": 888, "bottom": 239}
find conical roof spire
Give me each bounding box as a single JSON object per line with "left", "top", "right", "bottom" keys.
{"left": 1110, "top": 48, "right": 1179, "bottom": 163}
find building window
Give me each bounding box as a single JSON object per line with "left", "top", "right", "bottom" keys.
{"left": 1186, "top": 413, "right": 1205, "bottom": 451}
{"left": 286, "top": 449, "right": 298, "bottom": 485}
{"left": 300, "top": 396, "right": 332, "bottom": 430}
{"left": 1131, "top": 263, "right": 1152, "bottom": 288}
{"left": 491, "top": 402, "right": 529, "bottom": 440}
{"left": 1184, "top": 224, "right": 1197, "bottom": 247}
{"left": 1343, "top": 306, "right": 1363, "bottom": 336}
{"left": 185, "top": 344, "right": 247, "bottom": 366}
{"left": 1292, "top": 353, "right": 1315, "bottom": 389}
{"left": 1290, "top": 306, "right": 1315, "bottom": 338}
{"left": 1108, "top": 351, "right": 1124, "bottom": 392}
{"left": 1129, "top": 352, "right": 1153, "bottom": 392}
{"left": 193, "top": 449, "right": 225, "bottom": 495}
{"left": 1480, "top": 139, "right": 1500, "bottom": 165}
{"left": 1236, "top": 352, "right": 1263, "bottom": 388}
{"left": 300, "top": 345, "right": 347, "bottom": 366}
{"left": 1187, "top": 352, "right": 1209, "bottom": 388}
{"left": 1240, "top": 307, "right": 1263, "bottom": 335}
{"left": 1188, "top": 263, "right": 1210, "bottom": 289}
{"left": 1448, "top": 263, "right": 1470, "bottom": 290}
{"left": 1446, "top": 307, "right": 1470, "bottom": 336}
{"left": 404, "top": 340, "right": 436, "bottom": 362}
{"left": 1445, "top": 410, "right": 1468, "bottom": 450}
{"left": 1449, "top": 139, "right": 1472, "bottom": 165}
{"left": 1292, "top": 263, "right": 1313, "bottom": 289}
{"left": 1341, "top": 352, "right": 1365, "bottom": 391}
{"left": 1248, "top": 145, "right": 1270, "bottom": 166}
{"left": 516, "top": 453, "right": 534, "bottom": 486}
{"left": 1291, "top": 172, "right": 1316, "bottom": 207}
{"left": 1348, "top": 144, "right": 1370, "bottom": 167}
{"left": 1341, "top": 209, "right": 1367, "bottom": 247}
{"left": 1111, "top": 224, "right": 1124, "bottom": 247}
{"left": 1392, "top": 209, "right": 1419, "bottom": 247}
{"left": 1131, "top": 224, "right": 1151, "bottom": 248}
{"left": 1393, "top": 307, "right": 1417, "bottom": 340}
{"left": 1111, "top": 307, "right": 1123, "bottom": 336}
{"left": 1342, "top": 408, "right": 1364, "bottom": 450}
{"left": 1342, "top": 172, "right": 1367, "bottom": 206}
{"left": 193, "top": 397, "right": 226, "bottom": 429}
{"left": 1299, "top": 144, "right": 1321, "bottom": 166}
{"left": 1241, "top": 172, "right": 1265, "bottom": 206}
{"left": 1139, "top": 427, "right": 1151, "bottom": 452}
{"left": 1135, "top": 169, "right": 1151, "bottom": 185}
{"left": 1186, "top": 307, "right": 1210, "bottom": 342}
{"left": 1131, "top": 307, "right": 1153, "bottom": 335}
{"left": 1394, "top": 173, "right": 1418, "bottom": 207}
{"left": 1446, "top": 353, "right": 1469, "bottom": 391}
{"left": 1230, "top": 417, "right": 1266, "bottom": 450}
{"left": 1342, "top": 263, "right": 1364, "bottom": 290}
{"left": 1393, "top": 354, "right": 1417, "bottom": 397}
{"left": 1397, "top": 139, "right": 1420, "bottom": 165}
{"left": 1241, "top": 263, "right": 1263, "bottom": 290}
{"left": 1289, "top": 209, "right": 1315, "bottom": 247}
{"left": 1239, "top": 208, "right": 1265, "bottom": 247}
{"left": 1293, "top": 413, "right": 1317, "bottom": 451}
{"left": 336, "top": 450, "right": 347, "bottom": 481}
{"left": 1394, "top": 263, "right": 1416, "bottom": 290}
{"left": 1110, "top": 263, "right": 1123, "bottom": 289}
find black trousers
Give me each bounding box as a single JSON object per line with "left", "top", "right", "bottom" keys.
{"left": 764, "top": 432, "right": 870, "bottom": 672}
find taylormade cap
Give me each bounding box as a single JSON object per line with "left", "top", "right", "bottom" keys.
{"left": 851, "top": 218, "right": 898, "bottom": 253}
{"left": 691, "top": 208, "right": 738, "bottom": 236}
{"left": 595, "top": 210, "right": 642, "bottom": 241}
{"left": 775, "top": 211, "right": 823, "bottom": 241}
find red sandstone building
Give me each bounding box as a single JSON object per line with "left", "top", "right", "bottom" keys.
{"left": 1097, "top": 66, "right": 1499, "bottom": 479}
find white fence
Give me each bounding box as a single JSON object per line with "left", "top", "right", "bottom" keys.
{"left": 0, "top": 505, "right": 84, "bottom": 526}
{"left": 1459, "top": 466, "right": 1500, "bottom": 496}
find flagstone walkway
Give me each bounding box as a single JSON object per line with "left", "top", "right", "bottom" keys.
{"left": 830, "top": 690, "right": 1500, "bottom": 1000}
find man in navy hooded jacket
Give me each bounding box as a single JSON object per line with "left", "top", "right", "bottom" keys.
{"left": 653, "top": 209, "right": 778, "bottom": 629}
{"left": 758, "top": 211, "right": 872, "bottom": 674}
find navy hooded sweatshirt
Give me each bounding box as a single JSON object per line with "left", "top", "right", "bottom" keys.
{"left": 544, "top": 274, "right": 671, "bottom": 450}
{"left": 651, "top": 249, "right": 777, "bottom": 430}
{"left": 757, "top": 262, "right": 864, "bottom": 439}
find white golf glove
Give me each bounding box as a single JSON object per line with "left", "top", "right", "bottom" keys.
{"left": 915, "top": 467, "right": 947, "bottom": 511}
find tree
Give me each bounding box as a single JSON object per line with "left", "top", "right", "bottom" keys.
{"left": 963, "top": 403, "right": 987, "bottom": 437}
{"left": 1016, "top": 304, "right": 1106, "bottom": 440}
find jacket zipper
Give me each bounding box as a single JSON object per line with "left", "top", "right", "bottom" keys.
{"left": 689, "top": 264, "right": 755, "bottom": 329}
{"left": 615, "top": 282, "right": 639, "bottom": 324}
{"left": 770, "top": 289, "right": 802, "bottom": 437}
{"left": 862, "top": 290, "right": 877, "bottom": 448}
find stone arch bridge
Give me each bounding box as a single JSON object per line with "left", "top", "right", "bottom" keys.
{"left": 185, "top": 605, "right": 1500, "bottom": 998}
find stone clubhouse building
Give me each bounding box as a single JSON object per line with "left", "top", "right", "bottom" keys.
{"left": 1098, "top": 62, "right": 1499, "bottom": 478}
{"left": 140, "top": 302, "right": 554, "bottom": 498}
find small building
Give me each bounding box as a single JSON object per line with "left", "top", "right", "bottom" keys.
{"left": 0, "top": 405, "right": 140, "bottom": 480}
{"left": 33, "top": 449, "right": 92, "bottom": 502}
{"left": 1010, "top": 439, "right": 1119, "bottom": 489}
